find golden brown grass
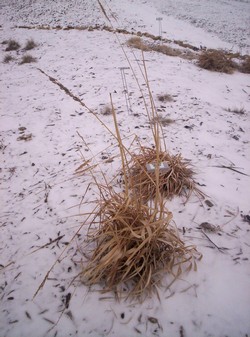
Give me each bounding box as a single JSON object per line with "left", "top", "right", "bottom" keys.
{"left": 198, "top": 49, "right": 236, "bottom": 73}
{"left": 82, "top": 188, "right": 200, "bottom": 299}
{"left": 127, "top": 37, "right": 151, "bottom": 52}
{"left": 240, "top": 56, "right": 250, "bottom": 74}
{"left": 127, "top": 37, "right": 182, "bottom": 57}
{"left": 153, "top": 44, "right": 181, "bottom": 57}
{"left": 77, "top": 88, "right": 202, "bottom": 299}
{"left": 126, "top": 146, "right": 203, "bottom": 202}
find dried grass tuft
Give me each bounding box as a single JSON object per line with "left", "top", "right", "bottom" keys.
{"left": 157, "top": 94, "right": 173, "bottom": 103}
{"left": 198, "top": 49, "right": 236, "bottom": 73}
{"left": 240, "top": 56, "right": 250, "bottom": 74}
{"left": 19, "top": 54, "right": 37, "bottom": 65}
{"left": 101, "top": 105, "right": 113, "bottom": 116}
{"left": 226, "top": 107, "right": 245, "bottom": 115}
{"left": 127, "top": 37, "right": 150, "bottom": 52}
{"left": 127, "top": 147, "right": 203, "bottom": 202}
{"left": 153, "top": 44, "right": 181, "bottom": 57}
{"left": 151, "top": 114, "right": 175, "bottom": 127}
{"left": 3, "top": 54, "right": 15, "bottom": 63}
{"left": 24, "top": 38, "right": 37, "bottom": 50}
{"left": 82, "top": 189, "right": 200, "bottom": 299}
{"left": 127, "top": 38, "right": 182, "bottom": 58}
{"left": 5, "top": 39, "right": 20, "bottom": 51}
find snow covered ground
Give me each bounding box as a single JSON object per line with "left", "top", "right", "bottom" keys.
{"left": 0, "top": 1, "right": 250, "bottom": 337}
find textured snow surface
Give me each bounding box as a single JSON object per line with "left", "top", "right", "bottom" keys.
{"left": 0, "top": 0, "right": 250, "bottom": 52}
{"left": 0, "top": 1, "right": 250, "bottom": 337}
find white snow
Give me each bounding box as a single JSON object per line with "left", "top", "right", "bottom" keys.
{"left": 0, "top": 1, "right": 250, "bottom": 337}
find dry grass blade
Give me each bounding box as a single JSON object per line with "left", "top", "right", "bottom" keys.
{"left": 126, "top": 146, "right": 203, "bottom": 202}
{"left": 97, "top": 0, "right": 112, "bottom": 24}
{"left": 81, "top": 189, "right": 200, "bottom": 299}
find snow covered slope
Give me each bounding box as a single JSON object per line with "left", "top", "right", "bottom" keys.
{"left": 1, "top": 0, "right": 250, "bottom": 53}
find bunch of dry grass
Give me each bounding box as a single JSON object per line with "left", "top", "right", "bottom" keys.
{"left": 198, "top": 49, "right": 236, "bottom": 73}
{"left": 5, "top": 39, "right": 20, "bottom": 51}
{"left": 101, "top": 105, "right": 113, "bottom": 116}
{"left": 153, "top": 44, "right": 181, "bottom": 57}
{"left": 82, "top": 189, "right": 200, "bottom": 299}
{"left": 150, "top": 114, "right": 175, "bottom": 127}
{"left": 19, "top": 54, "right": 37, "bottom": 64}
{"left": 126, "top": 146, "right": 203, "bottom": 202}
{"left": 127, "top": 37, "right": 150, "bottom": 52}
{"left": 24, "top": 38, "right": 37, "bottom": 50}
{"left": 157, "top": 94, "right": 173, "bottom": 102}
{"left": 127, "top": 37, "right": 182, "bottom": 58}
{"left": 226, "top": 107, "right": 245, "bottom": 115}
{"left": 240, "top": 56, "right": 250, "bottom": 74}
{"left": 3, "top": 54, "right": 15, "bottom": 63}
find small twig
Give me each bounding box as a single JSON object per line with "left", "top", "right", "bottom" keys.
{"left": 213, "top": 165, "right": 249, "bottom": 176}
{"left": 201, "top": 230, "right": 227, "bottom": 253}
{"left": 29, "top": 235, "right": 65, "bottom": 254}
{"left": 221, "top": 207, "right": 239, "bottom": 227}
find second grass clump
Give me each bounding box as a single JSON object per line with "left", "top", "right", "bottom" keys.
{"left": 126, "top": 146, "right": 203, "bottom": 202}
